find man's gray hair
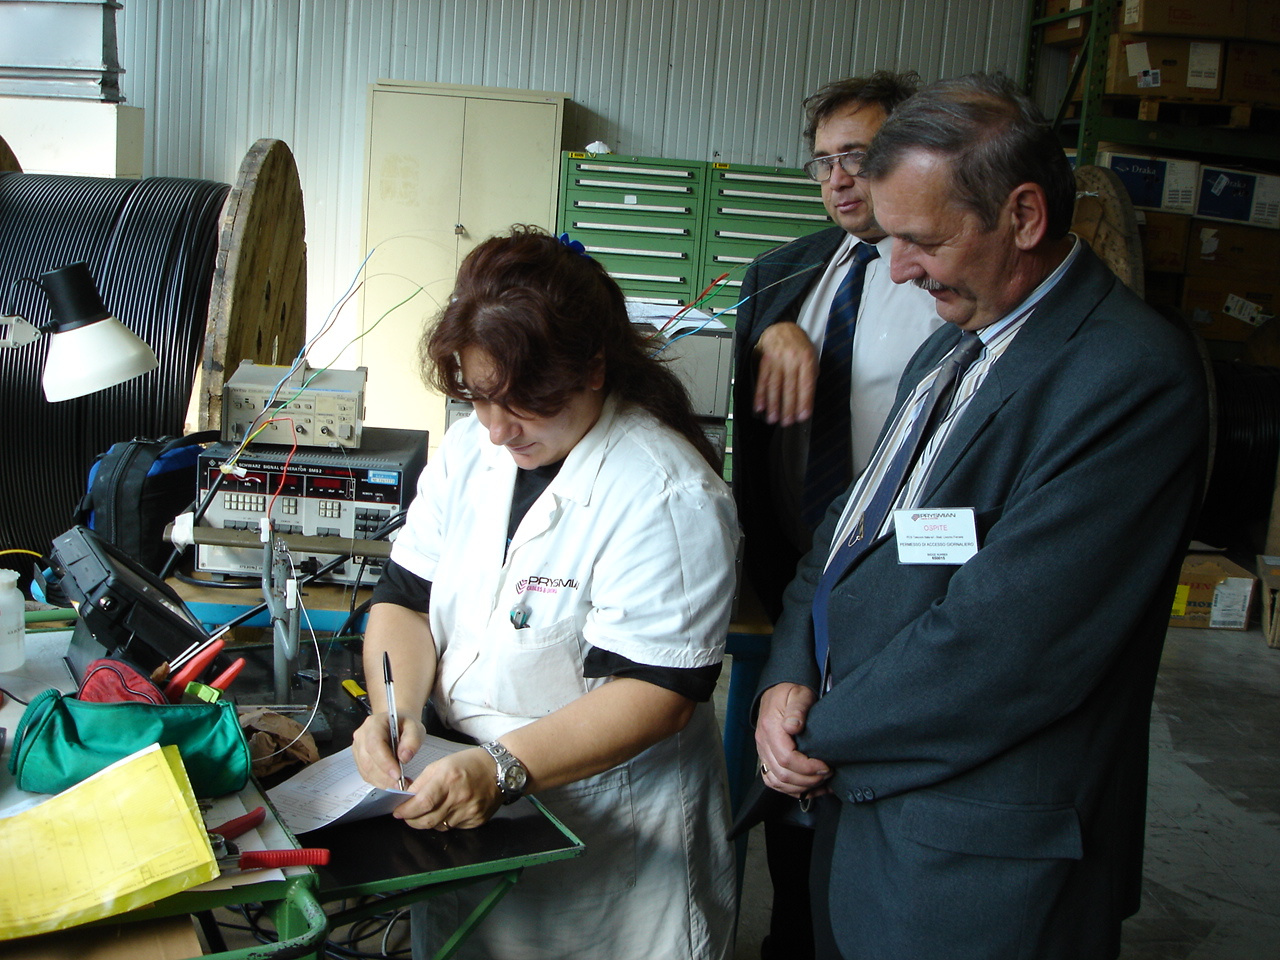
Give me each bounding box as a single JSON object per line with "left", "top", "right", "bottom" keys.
{"left": 861, "top": 72, "right": 1076, "bottom": 239}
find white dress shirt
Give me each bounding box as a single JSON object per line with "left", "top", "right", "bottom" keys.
{"left": 772, "top": 232, "right": 943, "bottom": 548}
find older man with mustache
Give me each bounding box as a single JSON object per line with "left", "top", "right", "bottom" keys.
{"left": 753, "top": 73, "right": 1209, "bottom": 960}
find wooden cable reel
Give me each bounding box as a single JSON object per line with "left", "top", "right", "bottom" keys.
{"left": 1072, "top": 164, "right": 1218, "bottom": 510}
{"left": 1072, "top": 164, "right": 1144, "bottom": 299}
{"left": 0, "top": 133, "right": 20, "bottom": 173}
{"left": 0, "top": 132, "right": 305, "bottom": 433}
{"left": 197, "top": 137, "right": 307, "bottom": 432}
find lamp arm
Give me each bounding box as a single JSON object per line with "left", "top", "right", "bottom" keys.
{"left": 2, "top": 275, "right": 55, "bottom": 346}
{"left": 0, "top": 313, "right": 44, "bottom": 348}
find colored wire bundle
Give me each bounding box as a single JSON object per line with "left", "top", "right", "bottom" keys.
{"left": 0, "top": 172, "right": 230, "bottom": 582}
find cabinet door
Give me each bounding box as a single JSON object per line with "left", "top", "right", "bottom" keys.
{"left": 360, "top": 90, "right": 466, "bottom": 440}
{"left": 360, "top": 90, "right": 561, "bottom": 448}
{"left": 459, "top": 96, "right": 561, "bottom": 251}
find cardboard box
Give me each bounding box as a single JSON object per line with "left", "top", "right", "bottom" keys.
{"left": 1099, "top": 151, "right": 1199, "bottom": 213}
{"left": 1255, "top": 554, "right": 1280, "bottom": 646}
{"left": 1137, "top": 210, "right": 1191, "bottom": 272}
{"left": 1119, "top": 0, "right": 1248, "bottom": 38}
{"left": 1043, "top": 0, "right": 1088, "bottom": 45}
{"left": 1187, "top": 219, "right": 1280, "bottom": 275}
{"left": 1182, "top": 269, "right": 1279, "bottom": 339}
{"left": 1170, "top": 554, "right": 1256, "bottom": 629}
{"left": 1247, "top": 0, "right": 1280, "bottom": 43}
{"left": 5, "top": 915, "right": 202, "bottom": 960}
{"left": 1105, "top": 35, "right": 1223, "bottom": 100}
{"left": 1221, "top": 41, "right": 1280, "bottom": 106}
{"left": 1196, "top": 166, "right": 1280, "bottom": 229}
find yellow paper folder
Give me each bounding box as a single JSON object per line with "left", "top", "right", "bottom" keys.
{"left": 0, "top": 743, "right": 217, "bottom": 940}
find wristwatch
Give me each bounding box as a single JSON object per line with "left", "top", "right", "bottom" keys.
{"left": 481, "top": 740, "right": 528, "bottom": 805}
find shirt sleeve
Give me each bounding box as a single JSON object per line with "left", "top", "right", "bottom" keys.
{"left": 583, "top": 644, "right": 722, "bottom": 701}
{"left": 583, "top": 462, "right": 740, "bottom": 670}
{"left": 369, "top": 558, "right": 432, "bottom": 613}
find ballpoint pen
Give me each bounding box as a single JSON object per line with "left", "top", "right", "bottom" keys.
{"left": 383, "top": 651, "right": 408, "bottom": 790}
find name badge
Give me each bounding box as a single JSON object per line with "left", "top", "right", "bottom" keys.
{"left": 893, "top": 508, "right": 978, "bottom": 564}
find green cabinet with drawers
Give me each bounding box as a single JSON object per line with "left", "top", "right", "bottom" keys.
{"left": 558, "top": 152, "right": 831, "bottom": 481}
{"left": 559, "top": 152, "right": 830, "bottom": 328}
{"left": 701, "top": 161, "right": 831, "bottom": 328}
{"left": 558, "top": 152, "right": 706, "bottom": 305}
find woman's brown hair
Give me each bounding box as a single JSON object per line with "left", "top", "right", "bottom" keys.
{"left": 423, "top": 225, "right": 720, "bottom": 469}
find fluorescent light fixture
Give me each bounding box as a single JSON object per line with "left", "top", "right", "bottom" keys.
{"left": 0, "top": 261, "right": 158, "bottom": 402}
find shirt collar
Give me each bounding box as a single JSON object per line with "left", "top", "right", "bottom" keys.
{"left": 537, "top": 392, "right": 619, "bottom": 507}
{"left": 475, "top": 391, "right": 617, "bottom": 509}
{"left": 977, "top": 236, "right": 1081, "bottom": 343}
{"left": 830, "top": 232, "right": 886, "bottom": 270}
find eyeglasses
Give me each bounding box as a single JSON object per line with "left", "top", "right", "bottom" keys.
{"left": 803, "top": 150, "right": 867, "bottom": 183}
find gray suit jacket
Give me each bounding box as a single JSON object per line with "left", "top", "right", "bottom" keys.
{"left": 760, "top": 246, "right": 1209, "bottom": 960}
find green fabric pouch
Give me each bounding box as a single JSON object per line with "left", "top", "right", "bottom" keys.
{"left": 7, "top": 687, "right": 251, "bottom": 798}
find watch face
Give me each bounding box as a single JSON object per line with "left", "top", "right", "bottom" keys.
{"left": 503, "top": 764, "right": 528, "bottom": 792}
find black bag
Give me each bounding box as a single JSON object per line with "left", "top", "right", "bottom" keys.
{"left": 73, "top": 431, "right": 218, "bottom": 573}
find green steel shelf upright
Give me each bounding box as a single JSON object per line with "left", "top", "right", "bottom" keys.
{"left": 558, "top": 152, "right": 706, "bottom": 306}
{"left": 1023, "top": 0, "right": 1113, "bottom": 165}
{"left": 1024, "top": 0, "right": 1280, "bottom": 165}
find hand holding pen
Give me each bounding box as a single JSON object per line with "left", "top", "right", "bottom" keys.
{"left": 383, "top": 651, "right": 409, "bottom": 791}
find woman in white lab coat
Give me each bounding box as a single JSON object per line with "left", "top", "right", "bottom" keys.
{"left": 352, "top": 226, "right": 739, "bottom": 960}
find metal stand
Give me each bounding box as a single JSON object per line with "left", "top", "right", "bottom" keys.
{"left": 262, "top": 527, "right": 301, "bottom": 704}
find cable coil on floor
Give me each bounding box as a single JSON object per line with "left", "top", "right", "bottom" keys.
{"left": 1197, "top": 359, "right": 1280, "bottom": 552}
{"left": 0, "top": 172, "right": 230, "bottom": 577}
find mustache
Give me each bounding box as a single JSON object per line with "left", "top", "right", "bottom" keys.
{"left": 913, "top": 277, "right": 950, "bottom": 292}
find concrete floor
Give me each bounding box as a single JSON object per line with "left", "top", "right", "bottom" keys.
{"left": 728, "top": 625, "right": 1280, "bottom": 960}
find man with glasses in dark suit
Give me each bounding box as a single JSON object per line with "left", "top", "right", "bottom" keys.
{"left": 731, "top": 70, "right": 941, "bottom": 960}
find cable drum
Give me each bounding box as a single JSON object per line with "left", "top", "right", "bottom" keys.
{"left": 1195, "top": 360, "right": 1280, "bottom": 552}
{"left": 0, "top": 138, "right": 306, "bottom": 583}
{"left": 0, "top": 172, "right": 228, "bottom": 578}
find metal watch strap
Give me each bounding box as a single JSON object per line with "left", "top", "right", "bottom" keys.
{"left": 482, "top": 739, "right": 528, "bottom": 804}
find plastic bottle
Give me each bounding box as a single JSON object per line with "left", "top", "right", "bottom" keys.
{"left": 0, "top": 569, "right": 25, "bottom": 672}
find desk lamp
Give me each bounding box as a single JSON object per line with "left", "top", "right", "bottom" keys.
{"left": 0, "top": 261, "right": 159, "bottom": 401}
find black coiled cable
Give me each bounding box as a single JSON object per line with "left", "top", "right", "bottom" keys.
{"left": 0, "top": 172, "right": 230, "bottom": 585}
{"left": 1195, "top": 359, "right": 1280, "bottom": 552}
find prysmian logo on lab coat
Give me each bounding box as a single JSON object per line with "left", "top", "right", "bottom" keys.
{"left": 516, "top": 575, "right": 580, "bottom": 595}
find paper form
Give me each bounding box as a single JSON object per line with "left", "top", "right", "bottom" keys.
{"left": 268, "top": 738, "right": 464, "bottom": 834}
{"left": 0, "top": 743, "right": 217, "bottom": 941}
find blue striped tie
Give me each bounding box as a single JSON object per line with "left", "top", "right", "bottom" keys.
{"left": 811, "top": 331, "right": 985, "bottom": 687}
{"left": 801, "top": 242, "right": 880, "bottom": 529}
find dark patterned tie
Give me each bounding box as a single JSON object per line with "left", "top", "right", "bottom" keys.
{"left": 801, "top": 242, "right": 881, "bottom": 530}
{"left": 812, "top": 331, "right": 985, "bottom": 686}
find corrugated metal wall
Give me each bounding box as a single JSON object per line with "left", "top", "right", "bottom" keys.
{"left": 114, "top": 0, "right": 1030, "bottom": 349}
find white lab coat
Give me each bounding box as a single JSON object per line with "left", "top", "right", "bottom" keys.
{"left": 392, "top": 394, "right": 739, "bottom": 960}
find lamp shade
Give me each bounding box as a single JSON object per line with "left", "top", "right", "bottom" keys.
{"left": 38, "top": 262, "right": 159, "bottom": 402}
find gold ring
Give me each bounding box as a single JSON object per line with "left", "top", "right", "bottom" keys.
{"left": 441, "top": 820, "right": 450, "bottom": 829}
{"left": 760, "top": 763, "right": 769, "bottom": 777}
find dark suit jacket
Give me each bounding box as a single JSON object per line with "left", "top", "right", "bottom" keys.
{"left": 732, "top": 227, "right": 846, "bottom": 621}
{"left": 759, "top": 246, "right": 1209, "bottom": 960}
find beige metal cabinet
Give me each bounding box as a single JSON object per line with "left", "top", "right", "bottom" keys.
{"left": 359, "top": 81, "right": 565, "bottom": 448}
